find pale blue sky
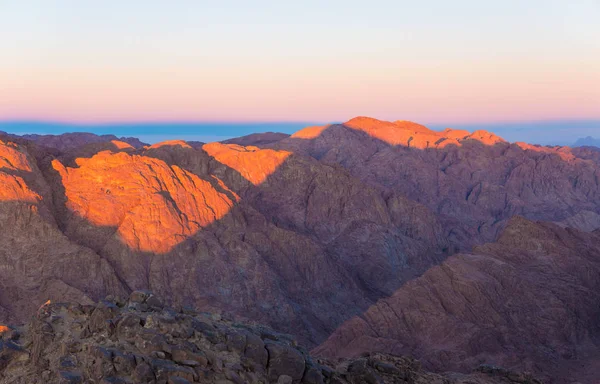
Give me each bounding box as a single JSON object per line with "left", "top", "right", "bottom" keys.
{"left": 3, "top": 0, "right": 598, "bottom": 66}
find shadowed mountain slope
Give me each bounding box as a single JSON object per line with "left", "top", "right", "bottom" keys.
{"left": 315, "top": 217, "right": 600, "bottom": 383}
{"left": 271, "top": 117, "right": 600, "bottom": 249}
{"left": 222, "top": 132, "right": 290, "bottom": 147}
{"left": 1, "top": 132, "right": 147, "bottom": 151}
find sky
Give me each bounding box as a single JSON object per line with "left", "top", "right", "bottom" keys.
{"left": 0, "top": 0, "right": 599, "bottom": 143}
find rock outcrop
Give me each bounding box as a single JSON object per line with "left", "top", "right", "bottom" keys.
{"left": 0, "top": 293, "right": 542, "bottom": 384}
{"left": 52, "top": 150, "right": 236, "bottom": 253}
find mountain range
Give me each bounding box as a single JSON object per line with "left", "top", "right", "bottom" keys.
{"left": 574, "top": 136, "right": 600, "bottom": 148}
{"left": 1, "top": 116, "right": 600, "bottom": 383}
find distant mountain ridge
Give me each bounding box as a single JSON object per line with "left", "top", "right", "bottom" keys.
{"left": 3, "top": 119, "right": 600, "bottom": 146}
{"left": 0, "top": 130, "right": 147, "bottom": 151}
{"left": 574, "top": 136, "right": 600, "bottom": 148}
{"left": 2, "top": 116, "right": 600, "bottom": 382}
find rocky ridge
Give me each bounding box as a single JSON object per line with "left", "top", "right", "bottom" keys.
{"left": 271, "top": 117, "right": 600, "bottom": 248}
{"left": 0, "top": 292, "right": 542, "bottom": 384}
{"left": 13, "top": 132, "right": 147, "bottom": 151}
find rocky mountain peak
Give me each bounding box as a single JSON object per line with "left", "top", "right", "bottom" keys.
{"left": 288, "top": 117, "right": 510, "bottom": 149}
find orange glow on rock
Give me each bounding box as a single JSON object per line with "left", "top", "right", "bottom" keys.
{"left": 291, "top": 125, "right": 330, "bottom": 139}
{"left": 342, "top": 117, "right": 506, "bottom": 149}
{"left": 52, "top": 150, "right": 235, "bottom": 253}
{"left": 0, "top": 174, "right": 41, "bottom": 203}
{"left": 203, "top": 143, "right": 291, "bottom": 185}
{"left": 0, "top": 141, "right": 41, "bottom": 203}
{"left": 110, "top": 140, "right": 135, "bottom": 150}
{"left": 515, "top": 142, "right": 575, "bottom": 161}
{"left": 0, "top": 140, "right": 33, "bottom": 172}
{"left": 149, "top": 140, "right": 192, "bottom": 150}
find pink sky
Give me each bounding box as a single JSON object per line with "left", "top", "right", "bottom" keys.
{"left": 1, "top": 1, "right": 599, "bottom": 124}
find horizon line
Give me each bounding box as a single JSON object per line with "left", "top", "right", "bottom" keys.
{"left": 1, "top": 117, "right": 600, "bottom": 127}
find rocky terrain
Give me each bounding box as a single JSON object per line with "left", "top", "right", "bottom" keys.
{"left": 0, "top": 129, "right": 448, "bottom": 348}
{"left": 2, "top": 117, "right": 600, "bottom": 382}
{"left": 0, "top": 292, "right": 542, "bottom": 384}
{"left": 314, "top": 217, "right": 600, "bottom": 383}
{"left": 270, "top": 117, "right": 600, "bottom": 248}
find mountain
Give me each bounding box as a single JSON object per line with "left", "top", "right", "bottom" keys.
{"left": 574, "top": 136, "right": 600, "bottom": 148}
{"left": 0, "top": 292, "right": 540, "bottom": 384}
{"left": 0, "top": 131, "right": 448, "bottom": 348}
{"left": 2, "top": 117, "right": 600, "bottom": 382}
{"left": 0, "top": 131, "right": 147, "bottom": 151}
{"left": 314, "top": 217, "right": 600, "bottom": 383}
{"left": 270, "top": 117, "right": 600, "bottom": 248}
{"left": 222, "top": 132, "right": 290, "bottom": 147}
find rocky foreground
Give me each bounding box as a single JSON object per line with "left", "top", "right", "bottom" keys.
{"left": 0, "top": 292, "right": 541, "bottom": 384}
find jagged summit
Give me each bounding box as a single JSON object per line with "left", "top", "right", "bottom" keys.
{"left": 288, "top": 117, "right": 506, "bottom": 149}
{"left": 344, "top": 116, "right": 506, "bottom": 148}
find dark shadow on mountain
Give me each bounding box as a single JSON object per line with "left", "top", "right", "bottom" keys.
{"left": 9, "top": 132, "right": 147, "bottom": 151}
{"left": 3, "top": 116, "right": 600, "bottom": 357}
{"left": 0, "top": 138, "right": 130, "bottom": 325}
{"left": 263, "top": 118, "right": 600, "bottom": 249}
{"left": 222, "top": 132, "right": 291, "bottom": 147}
{"left": 313, "top": 216, "right": 600, "bottom": 383}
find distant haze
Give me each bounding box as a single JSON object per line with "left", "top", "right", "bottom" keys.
{"left": 430, "top": 120, "right": 600, "bottom": 146}
{"left": 0, "top": 121, "right": 314, "bottom": 144}
{"left": 1, "top": 119, "right": 599, "bottom": 146}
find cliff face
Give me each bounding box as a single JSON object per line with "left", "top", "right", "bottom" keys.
{"left": 0, "top": 139, "right": 126, "bottom": 325}
{"left": 2, "top": 118, "right": 600, "bottom": 382}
